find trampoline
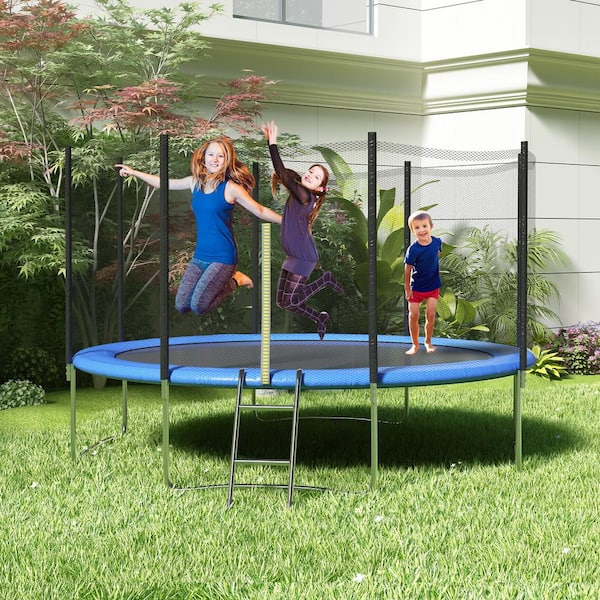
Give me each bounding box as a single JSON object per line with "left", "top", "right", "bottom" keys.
{"left": 66, "top": 135, "right": 535, "bottom": 500}
{"left": 72, "top": 332, "right": 534, "bottom": 497}
{"left": 72, "top": 333, "right": 534, "bottom": 389}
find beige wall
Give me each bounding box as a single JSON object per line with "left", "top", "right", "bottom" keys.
{"left": 525, "top": 107, "right": 600, "bottom": 329}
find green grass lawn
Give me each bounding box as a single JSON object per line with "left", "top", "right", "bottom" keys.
{"left": 1, "top": 375, "right": 599, "bottom": 599}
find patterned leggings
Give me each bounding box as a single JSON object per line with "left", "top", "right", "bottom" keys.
{"left": 175, "top": 258, "right": 237, "bottom": 315}
{"left": 276, "top": 269, "right": 343, "bottom": 323}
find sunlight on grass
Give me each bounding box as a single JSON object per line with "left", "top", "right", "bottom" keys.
{"left": 1, "top": 376, "right": 599, "bottom": 598}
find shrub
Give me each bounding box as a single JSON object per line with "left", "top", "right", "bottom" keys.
{"left": 548, "top": 322, "right": 600, "bottom": 375}
{"left": 527, "top": 344, "right": 568, "bottom": 380}
{"left": 441, "top": 227, "right": 567, "bottom": 345}
{"left": 3, "top": 346, "right": 61, "bottom": 389}
{"left": 0, "top": 379, "right": 46, "bottom": 410}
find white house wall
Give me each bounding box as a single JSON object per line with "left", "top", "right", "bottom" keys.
{"left": 89, "top": 0, "right": 600, "bottom": 330}
{"left": 529, "top": 0, "right": 600, "bottom": 56}
{"left": 526, "top": 107, "right": 600, "bottom": 329}
{"left": 421, "top": 0, "right": 527, "bottom": 61}
{"left": 198, "top": 0, "right": 422, "bottom": 61}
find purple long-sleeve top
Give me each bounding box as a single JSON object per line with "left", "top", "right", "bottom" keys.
{"left": 268, "top": 143, "right": 318, "bottom": 277}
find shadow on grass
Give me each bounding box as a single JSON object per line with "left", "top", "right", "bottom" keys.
{"left": 164, "top": 403, "right": 582, "bottom": 469}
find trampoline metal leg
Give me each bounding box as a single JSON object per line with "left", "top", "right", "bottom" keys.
{"left": 122, "top": 380, "right": 128, "bottom": 435}
{"left": 514, "top": 372, "right": 523, "bottom": 469}
{"left": 68, "top": 363, "right": 77, "bottom": 461}
{"left": 370, "top": 383, "right": 378, "bottom": 490}
{"left": 68, "top": 365, "right": 129, "bottom": 461}
{"left": 162, "top": 379, "right": 170, "bottom": 486}
{"left": 227, "top": 369, "right": 246, "bottom": 508}
{"left": 404, "top": 387, "right": 410, "bottom": 418}
{"left": 287, "top": 370, "right": 302, "bottom": 508}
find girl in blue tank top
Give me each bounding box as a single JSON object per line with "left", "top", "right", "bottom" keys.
{"left": 116, "top": 137, "right": 281, "bottom": 315}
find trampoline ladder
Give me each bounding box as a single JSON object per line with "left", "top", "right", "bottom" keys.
{"left": 227, "top": 369, "right": 302, "bottom": 508}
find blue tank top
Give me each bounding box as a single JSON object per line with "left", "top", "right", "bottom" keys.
{"left": 191, "top": 181, "right": 237, "bottom": 264}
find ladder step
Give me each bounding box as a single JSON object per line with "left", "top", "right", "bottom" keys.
{"left": 234, "top": 459, "right": 290, "bottom": 467}
{"left": 238, "top": 403, "right": 294, "bottom": 411}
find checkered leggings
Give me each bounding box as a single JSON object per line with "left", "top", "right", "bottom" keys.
{"left": 275, "top": 269, "right": 343, "bottom": 323}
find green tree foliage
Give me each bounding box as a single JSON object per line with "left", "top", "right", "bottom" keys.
{"left": 0, "top": 182, "right": 90, "bottom": 277}
{"left": 0, "top": 0, "right": 277, "bottom": 359}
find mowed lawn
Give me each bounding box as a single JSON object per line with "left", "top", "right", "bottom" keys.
{"left": 1, "top": 375, "right": 598, "bottom": 599}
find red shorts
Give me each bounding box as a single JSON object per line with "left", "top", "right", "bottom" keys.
{"left": 408, "top": 288, "right": 440, "bottom": 303}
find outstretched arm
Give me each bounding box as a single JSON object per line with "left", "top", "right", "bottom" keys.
{"left": 227, "top": 182, "right": 282, "bottom": 225}
{"left": 115, "top": 164, "right": 192, "bottom": 191}
{"left": 260, "top": 121, "right": 312, "bottom": 205}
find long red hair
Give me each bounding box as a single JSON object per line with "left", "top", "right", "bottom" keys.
{"left": 190, "top": 137, "right": 255, "bottom": 192}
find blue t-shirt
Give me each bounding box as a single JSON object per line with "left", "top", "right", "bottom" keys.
{"left": 191, "top": 181, "right": 237, "bottom": 264}
{"left": 404, "top": 236, "right": 442, "bottom": 292}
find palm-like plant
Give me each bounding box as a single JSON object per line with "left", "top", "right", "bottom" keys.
{"left": 527, "top": 344, "right": 568, "bottom": 380}
{"left": 435, "top": 289, "right": 490, "bottom": 339}
{"left": 441, "top": 226, "right": 567, "bottom": 345}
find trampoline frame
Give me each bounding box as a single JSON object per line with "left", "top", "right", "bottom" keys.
{"left": 72, "top": 333, "right": 531, "bottom": 389}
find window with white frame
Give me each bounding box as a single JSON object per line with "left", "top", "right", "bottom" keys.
{"left": 233, "top": 0, "right": 373, "bottom": 35}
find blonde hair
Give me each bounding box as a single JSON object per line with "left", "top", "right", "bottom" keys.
{"left": 407, "top": 210, "right": 433, "bottom": 232}
{"left": 271, "top": 163, "right": 330, "bottom": 230}
{"left": 190, "top": 137, "right": 255, "bottom": 192}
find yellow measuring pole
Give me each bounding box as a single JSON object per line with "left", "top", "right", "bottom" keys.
{"left": 260, "top": 223, "right": 271, "bottom": 385}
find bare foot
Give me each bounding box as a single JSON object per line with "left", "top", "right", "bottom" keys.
{"left": 405, "top": 345, "right": 419, "bottom": 355}
{"left": 233, "top": 271, "right": 254, "bottom": 288}
{"left": 425, "top": 342, "right": 436, "bottom": 353}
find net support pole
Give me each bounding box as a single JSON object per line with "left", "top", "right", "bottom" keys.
{"left": 514, "top": 140, "right": 529, "bottom": 469}
{"left": 260, "top": 223, "right": 272, "bottom": 386}
{"left": 116, "top": 156, "right": 128, "bottom": 435}
{"left": 159, "top": 134, "right": 171, "bottom": 486}
{"left": 65, "top": 146, "right": 77, "bottom": 461}
{"left": 367, "top": 132, "right": 379, "bottom": 489}
{"left": 403, "top": 160, "right": 412, "bottom": 418}
{"left": 251, "top": 163, "right": 260, "bottom": 334}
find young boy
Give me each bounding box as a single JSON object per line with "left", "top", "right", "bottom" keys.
{"left": 404, "top": 211, "right": 442, "bottom": 355}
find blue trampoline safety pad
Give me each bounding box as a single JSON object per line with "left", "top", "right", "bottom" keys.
{"left": 72, "top": 334, "right": 535, "bottom": 389}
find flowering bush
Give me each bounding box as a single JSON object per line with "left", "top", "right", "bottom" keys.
{"left": 0, "top": 379, "right": 46, "bottom": 410}
{"left": 548, "top": 322, "right": 600, "bottom": 375}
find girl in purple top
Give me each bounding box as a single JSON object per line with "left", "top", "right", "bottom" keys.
{"left": 116, "top": 137, "right": 281, "bottom": 316}
{"left": 261, "top": 121, "right": 344, "bottom": 340}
